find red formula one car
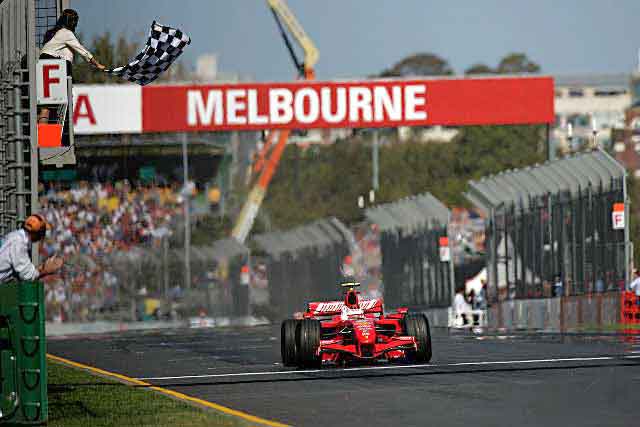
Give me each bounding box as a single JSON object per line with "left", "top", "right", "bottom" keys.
{"left": 281, "top": 281, "right": 432, "bottom": 367}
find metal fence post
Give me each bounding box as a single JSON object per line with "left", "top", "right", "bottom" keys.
{"left": 28, "top": 0, "right": 39, "bottom": 265}
{"left": 623, "top": 173, "right": 630, "bottom": 288}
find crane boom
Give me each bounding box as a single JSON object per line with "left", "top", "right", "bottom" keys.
{"left": 266, "top": 0, "right": 319, "bottom": 78}
{"left": 231, "top": 0, "right": 317, "bottom": 243}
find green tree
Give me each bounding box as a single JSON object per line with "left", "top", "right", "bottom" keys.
{"left": 190, "top": 214, "right": 232, "bottom": 246}
{"left": 380, "top": 53, "right": 454, "bottom": 77}
{"left": 627, "top": 174, "right": 640, "bottom": 270}
{"left": 86, "top": 32, "right": 116, "bottom": 84}
{"left": 73, "top": 32, "right": 117, "bottom": 84}
{"left": 454, "top": 125, "right": 546, "bottom": 180}
{"left": 115, "top": 34, "right": 139, "bottom": 69}
{"left": 261, "top": 125, "right": 546, "bottom": 231}
{"left": 465, "top": 63, "right": 494, "bottom": 75}
{"left": 496, "top": 52, "right": 541, "bottom": 74}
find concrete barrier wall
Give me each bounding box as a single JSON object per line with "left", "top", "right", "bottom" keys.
{"left": 419, "top": 307, "right": 450, "bottom": 327}
{"left": 46, "top": 316, "right": 268, "bottom": 337}
{"left": 487, "top": 293, "right": 621, "bottom": 332}
{"left": 46, "top": 294, "right": 621, "bottom": 336}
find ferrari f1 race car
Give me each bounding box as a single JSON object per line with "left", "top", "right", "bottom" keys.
{"left": 281, "top": 281, "right": 432, "bottom": 367}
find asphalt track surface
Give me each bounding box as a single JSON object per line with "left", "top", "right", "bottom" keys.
{"left": 48, "top": 326, "right": 640, "bottom": 427}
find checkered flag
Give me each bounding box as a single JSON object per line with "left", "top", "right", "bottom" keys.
{"left": 106, "top": 21, "right": 191, "bottom": 86}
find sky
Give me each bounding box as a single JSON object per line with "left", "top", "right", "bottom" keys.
{"left": 70, "top": 0, "right": 640, "bottom": 82}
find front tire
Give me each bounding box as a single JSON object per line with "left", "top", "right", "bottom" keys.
{"left": 296, "top": 319, "right": 321, "bottom": 368}
{"left": 404, "top": 313, "right": 432, "bottom": 363}
{"left": 281, "top": 319, "right": 299, "bottom": 366}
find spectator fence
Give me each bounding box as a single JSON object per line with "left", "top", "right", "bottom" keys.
{"left": 365, "top": 193, "right": 455, "bottom": 309}
{"left": 253, "top": 217, "right": 353, "bottom": 318}
{"left": 465, "top": 148, "right": 629, "bottom": 302}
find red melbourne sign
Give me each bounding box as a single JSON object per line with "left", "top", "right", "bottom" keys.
{"left": 142, "top": 77, "right": 554, "bottom": 132}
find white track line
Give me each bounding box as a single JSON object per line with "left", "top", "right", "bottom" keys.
{"left": 137, "top": 355, "right": 640, "bottom": 381}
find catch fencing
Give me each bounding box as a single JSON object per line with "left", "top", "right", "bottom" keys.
{"left": 54, "top": 238, "right": 250, "bottom": 323}
{"left": 253, "top": 217, "right": 353, "bottom": 318}
{"left": 465, "top": 148, "right": 629, "bottom": 302}
{"left": 365, "top": 193, "right": 455, "bottom": 309}
{"left": 0, "top": 0, "right": 40, "bottom": 235}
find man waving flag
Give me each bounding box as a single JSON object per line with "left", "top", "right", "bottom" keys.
{"left": 106, "top": 21, "right": 191, "bottom": 86}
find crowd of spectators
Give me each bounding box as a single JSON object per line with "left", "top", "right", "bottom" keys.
{"left": 38, "top": 180, "right": 185, "bottom": 322}
{"left": 36, "top": 180, "right": 487, "bottom": 324}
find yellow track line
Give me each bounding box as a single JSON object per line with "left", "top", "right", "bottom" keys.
{"left": 47, "top": 353, "right": 290, "bottom": 427}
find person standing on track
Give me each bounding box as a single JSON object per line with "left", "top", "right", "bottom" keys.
{"left": 454, "top": 288, "right": 471, "bottom": 326}
{"left": 0, "top": 215, "right": 63, "bottom": 284}
{"left": 38, "top": 8, "right": 106, "bottom": 123}
{"left": 629, "top": 269, "right": 640, "bottom": 307}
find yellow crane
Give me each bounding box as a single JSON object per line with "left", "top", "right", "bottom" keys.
{"left": 231, "top": 0, "right": 319, "bottom": 243}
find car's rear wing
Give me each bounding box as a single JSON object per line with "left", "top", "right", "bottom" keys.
{"left": 307, "top": 298, "right": 383, "bottom": 316}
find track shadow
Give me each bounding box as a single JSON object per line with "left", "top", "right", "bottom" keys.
{"left": 142, "top": 359, "right": 640, "bottom": 388}
{"left": 46, "top": 359, "right": 640, "bottom": 390}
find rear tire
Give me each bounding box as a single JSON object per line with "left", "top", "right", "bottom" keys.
{"left": 403, "top": 313, "right": 432, "bottom": 363}
{"left": 296, "top": 319, "right": 321, "bottom": 368}
{"left": 281, "top": 319, "right": 299, "bottom": 366}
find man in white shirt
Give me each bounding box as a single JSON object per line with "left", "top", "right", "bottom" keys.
{"left": 0, "top": 215, "right": 63, "bottom": 284}
{"left": 629, "top": 270, "right": 640, "bottom": 306}
{"left": 453, "top": 289, "right": 472, "bottom": 326}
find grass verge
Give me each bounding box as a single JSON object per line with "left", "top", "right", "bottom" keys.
{"left": 570, "top": 323, "right": 640, "bottom": 333}
{"left": 47, "top": 360, "right": 241, "bottom": 427}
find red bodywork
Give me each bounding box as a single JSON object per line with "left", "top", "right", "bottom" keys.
{"left": 303, "top": 296, "right": 417, "bottom": 364}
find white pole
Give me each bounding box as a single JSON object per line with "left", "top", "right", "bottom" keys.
{"left": 372, "top": 131, "right": 379, "bottom": 191}
{"left": 182, "top": 133, "right": 191, "bottom": 290}
{"left": 565, "top": 122, "right": 573, "bottom": 154}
